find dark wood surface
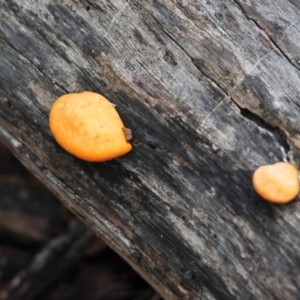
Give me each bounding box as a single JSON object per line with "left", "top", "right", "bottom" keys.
{"left": 1, "top": 1, "right": 300, "bottom": 299}
{"left": 0, "top": 142, "right": 157, "bottom": 300}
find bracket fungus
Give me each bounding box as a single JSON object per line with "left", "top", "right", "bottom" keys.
{"left": 49, "top": 91, "right": 132, "bottom": 162}
{"left": 252, "top": 162, "right": 299, "bottom": 204}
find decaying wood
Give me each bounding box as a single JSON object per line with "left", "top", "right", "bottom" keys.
{"left": 1, "top": 0, "right": 300, "bottom": 299}
{"left": 0, "top": 142, "right": 156, "bottom": 299}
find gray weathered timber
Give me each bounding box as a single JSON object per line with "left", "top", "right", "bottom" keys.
{"left": 1, "top": 0, "right": 300, "bottom": 299}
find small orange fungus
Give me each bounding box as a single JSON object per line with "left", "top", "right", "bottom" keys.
{"left": 252, "top": 162, "right": 299, "bottom": 204}
{"left": 49, "top": 91, "right": 132, "bottom": 162}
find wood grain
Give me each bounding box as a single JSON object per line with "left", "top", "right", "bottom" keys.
{"left": 1, "top": 0, "right": 300, "bottom": 299}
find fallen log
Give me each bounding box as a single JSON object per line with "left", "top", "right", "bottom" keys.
{"left": 1, "top": 0, "right": 300, "bottom": 299}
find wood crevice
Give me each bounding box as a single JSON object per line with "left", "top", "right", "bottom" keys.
{"left": 190, "top": 56, "right": 291, "bottom": 160}
{"left": 136, "top": 3, "right": 291, "bottom": 160}
{"left": 232, "top": 0, "right": 300, "bottom": 71}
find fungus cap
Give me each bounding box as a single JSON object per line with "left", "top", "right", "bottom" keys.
{"left": 252, "top": 162, "right": 299, "bottom": 204}
{"left": 49, "top": 91, "right": 132, "bottom": 162}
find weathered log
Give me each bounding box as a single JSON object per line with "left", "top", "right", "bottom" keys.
{"left": 1, "top": 1, "right": 300, "bottom": 299}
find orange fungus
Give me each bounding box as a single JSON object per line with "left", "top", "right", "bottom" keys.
{"left": 49, "top": 91, "right": 132, "bottom": 162}
{"left": 252, "top": 162, "right": 299, "bottom": 204}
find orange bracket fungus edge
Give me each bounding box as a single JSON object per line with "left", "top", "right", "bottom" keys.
{"left": 252, "top": 162, "right": 300, "bottom": 204}
{"left": 49, "top": 91, "right": 132, "bottom": 162}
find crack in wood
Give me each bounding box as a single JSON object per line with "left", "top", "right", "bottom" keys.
{"left": 190, "top": 61, "right": 292, "bottom": 164}
{"left": 132, "top": 139, "right": 171, "bottom": 154}
{"left": 129, "top": 1, "right": 292, "bottom": 164}
{"left": 138, "top": 2, "right": 299, "bottom": 159}
{"left": 232, "top": 0, "right": 300, "bottom": 70}
{"left": 191, "top": 56, "right": 291, "bottom": 160}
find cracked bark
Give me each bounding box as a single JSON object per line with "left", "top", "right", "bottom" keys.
{"left": 1, "top": 1, "right": 300, "bottom": 299}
